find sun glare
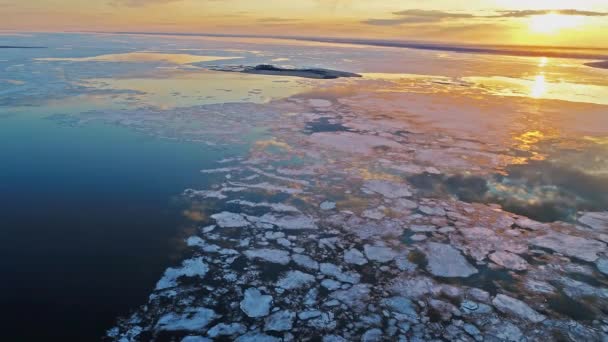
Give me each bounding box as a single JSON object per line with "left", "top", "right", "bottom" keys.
{"left": 529, "top": 13, "right": 583, "bottom": 34}
{"left": 531, "top": 74, "right": 546, "bottom": 98}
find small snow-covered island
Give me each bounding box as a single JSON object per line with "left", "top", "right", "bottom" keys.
{"left": 211, "top": 64, "right": 363, "bottom": 79}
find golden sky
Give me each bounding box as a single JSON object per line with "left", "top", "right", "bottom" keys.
{"left": 1, "top": 0, "right": 608, "bottom": 47}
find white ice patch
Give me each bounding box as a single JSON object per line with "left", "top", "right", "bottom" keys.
{"left": 244, "top": 248, "right": 291, "bottom": 265}
{"left": 248, "top": 167, "right": 310, "bottom": 186}
{"left": 240, "top": 288, "right": 273, "bottom": 318}
{"left": 229, "top": 181, "right": 304, "bottom": 194}
{"left": 227, "top": 199, "right": 301, "bottom": 213}
{"left": 252, "top": 213, "right": 317, "bottom": 230}
{"left": 211, "top": 212, "right": 250, "bottom": 228}
{"left": 362, "top": 179, "right": 412, "bottom": 199}
{"left": 155, "top": 308, "right": 217, "bottom": 331}
{"left": 276, "top": 270, "right": 316, "bottom": 290}
{"left": 155, "top": 257, "right": 209, "bottom": 290}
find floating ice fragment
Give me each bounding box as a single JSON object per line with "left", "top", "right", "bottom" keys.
{"left": 211, "top": 212, "right": 249, "bottom": 228}
{"left": 530, "top": 232, "right": 606, "bottom": 262}
{"left": 422, "top": 242, "right": 478, "bottom": 278}
{"left": 181, "top": 336, "right": 212, "bottom": 342}
{"left": 248, "top": 167, "right": 310, "bottom": 185}
{"left": 235, "top": 332, "right": 281, "bottom": 342}
{"left": 207, "top": 323, "right": 246, "bottom": 337}
{"left": 229, "top": 181, "right": 303, "bottom": 194}
{"left": 382, "top": 296, "right": 418, "bottom": 321}
{"left": 244, "top": 248, "right": 291, "bottom": 265}
{"left": 597, "top": 258, "right": 608, "bottom": 276}
{"left": 264, "top": 310, "right": 295, "bottom": 332}
{"left": 321, "top": 279, "right": 342, "bottom": 290}
{"left": 155, "top": 308, "right": 217, "bottom": 331}
{"left": 155, "top": 257, "right": 209, "bottom": 290}
{"left": 252, "top": 213, "right": 317, "bottom": 230}
{"left": 320, "top": 263, "right": 361, "bottom": 284}
{"left": 240, "top": 288, "right": 273, "bottom": 318}
{"left": 310, "top": 132, "right": 402, "bottom": 155}
{"left": 343, "top": 248, "right": 367, "bottom": 265}
{"left": 227, "top": 199, "right": 300, "bottom": 213}
{"left": 362, "top": 179, "right": 412, "bottom": 199}
{"left": 292, "top": 254, "right": 319, "bottom": 270}
{"left": 276, "top": 270, "right": 316, "bottom": 290}
{"left": 578, "top": 211, "right": 608, "bottom": 231}
{"left": 320, "top": 201, "right": 336, "bottom": 210}
{"left": 489, "top": 251, "right": 528, "bottom": 271}
{"left": 361, "top": 328, "right": 383, "bottom": 342}
{"left": 363, "top": 245, "right": 398, "bottom": 263}
{"left": 492, "top": 294, "right": 546, "bottom": 323}
{"left": 329, "top": 284, "right": 370, "bottom": 311}
{"left": 298, "top": 310, "right": 322, "bottom": 320}
{"left": 309, "top": 99, "right": 332, "bottom": 107}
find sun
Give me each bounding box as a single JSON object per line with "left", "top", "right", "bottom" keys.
{"left": 529, "top": 13, "right": 584, "bottom": 34}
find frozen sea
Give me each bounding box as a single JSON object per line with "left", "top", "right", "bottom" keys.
{"left": 1, "top": 33, "right": 608, "bottom": 341}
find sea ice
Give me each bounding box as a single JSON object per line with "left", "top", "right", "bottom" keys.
{"left": 155, "top": 257, "right": 209, "bottom": 290}
{"left": 530, "top": 232, "right": 606, "bottom": 262}
{"left": 320, "top": 263, "right": 361, "bottom": 284}
{"left": 422, "top": 242, "right": 478, "bottom": 278}
{"left": 240, "top": 288, "right": 273, "bottom": 318}
{"left": 276, "top": 270, "right": 316, "bottom": 290}
{"left": 492, "top": 294, "right": 546, "bottom": 323}
{"left": 155, "top": 308, "right": 217, "bottom": 331}
{"left": 363, "top": 244, "right": 398, "bottom": 263}
{"left": 343, "top": 248, "right": 368, "bottom": 265}
{"left": 264, "top": 310, "right": 295, "bottom": 332}
{"left": 211, "top": 212, "right": 249, "bottom": 228}
{"left": 244, "top": 248, "right": 291, "bottom": 265}
{"left": 362, "top": 179, "right": 412, "bottom": 198}
{"left": 489, "top": 251, "right": 528, "bottom": 271}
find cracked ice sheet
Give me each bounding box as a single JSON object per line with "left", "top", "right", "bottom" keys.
{"left": 99, "top": 39, "right": 608, "bottom": 342}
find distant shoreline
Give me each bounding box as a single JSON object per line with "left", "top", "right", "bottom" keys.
{"left": 0, "top": 45, "right": 46, "bottom": 49}
{"left": 104, "top": 31, "right": 608, "bottom": 60}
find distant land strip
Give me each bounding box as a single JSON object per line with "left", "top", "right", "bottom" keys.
{"left": 0, "top": 46, "right": 46, "bottom": 49}
{"left": 106, "top": 31, "right": 608, "bottom": 60}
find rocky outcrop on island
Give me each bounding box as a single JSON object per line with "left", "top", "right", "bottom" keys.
{"left": 586, "top": 61, "right": 608, "bottom": 69}
{"left": 211, "top": 64, "right": 362, "bottom": 79}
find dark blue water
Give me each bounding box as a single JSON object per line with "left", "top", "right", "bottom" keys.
{"left": 0, "top": 113, "right": 237, "bottom": 340}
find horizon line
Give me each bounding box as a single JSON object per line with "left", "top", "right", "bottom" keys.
{"left": 3, "top": 30, "right": 608, "bottom": 60}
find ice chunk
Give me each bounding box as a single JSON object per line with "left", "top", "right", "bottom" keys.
{"left": 320, "top": 201, "right": 336, "bottom": 210}
{"left": 362, "top": 179, "right": 412, "bottom": 198}
{"left": 235, "top": 332, "right": 281, "bottom": 342}
{"left": 320, "top": 263, "right": 361, "bottom": 284}
{"left": 264, "top": 310, "right": 295, "bottom": 332}
{"left": 492, "top": 294, "right": 546, "bottom": 323}
{"left": 422, "top": 242, "right": 478, "bottom": 278}
{"left": 292, "top": 254, "right": 319, "bottom": 270}
{"left": 343, "top": 248, "right": 367, "bottom": 265}
{"left": 207, "top": 323, "right": 246, "bottom": 337}
{"left": 155, "top": 257, "right": 209, "bottom": 290}
{"left": 364, "top": 245, "right": 398, "bottom": 263}
{"left": 244, "top": 248, "right": 291, "bottom": 265}
{"left": 530, "top": 232, "right": 606, "bottom": 262}
{"left": 489, "top": 251, "right": 528, "bottom": 271}
{"left": 240, "top": 288, "right": 273, "bottom": 318}
{"left": 211, "top": 212, "right": 249, "bottom": 228}
{"left": 155, "top": 308, "right": 217, "bottom": 331}
{"left": 276, "top": 271, "right": 316, "bottom": 290}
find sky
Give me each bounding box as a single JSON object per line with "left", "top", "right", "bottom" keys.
{"left": 1, "top": 0, "right": 608, "bottom": 47}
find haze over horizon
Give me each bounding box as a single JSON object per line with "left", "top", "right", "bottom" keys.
{"left": 2, "top": 0, "right": 608, "bottom": 48}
